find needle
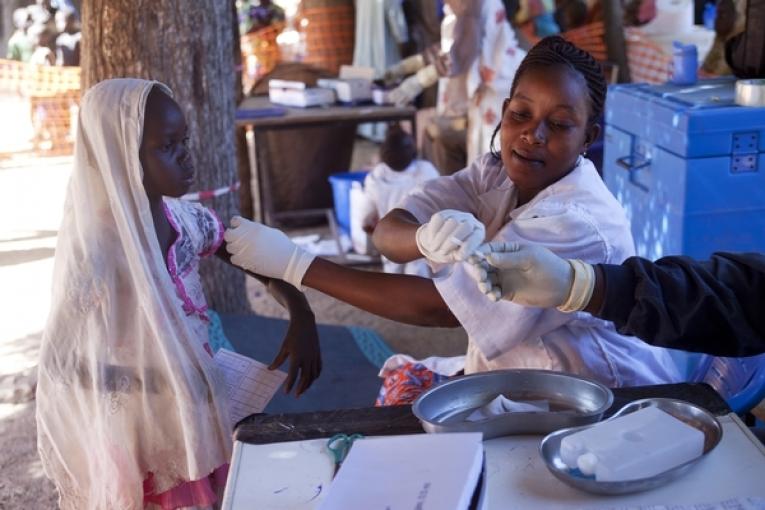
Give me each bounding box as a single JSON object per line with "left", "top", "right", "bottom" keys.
{"left": 449, "top": 236, "right": 486, "bottom": 261}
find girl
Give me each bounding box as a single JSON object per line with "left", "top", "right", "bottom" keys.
{"left": 224, "top": 37, "right": 682, "bottom": 404}
{"left": 36, "top": 78, "right": 321, "bottom": 509}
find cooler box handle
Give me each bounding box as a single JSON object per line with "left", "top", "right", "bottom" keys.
{"left": 616, "top": 155, "right": 651, "bottom": 192}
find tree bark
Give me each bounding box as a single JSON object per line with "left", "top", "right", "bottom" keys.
{"left": 80, "top": 0, "right": 247, "bottom": 312}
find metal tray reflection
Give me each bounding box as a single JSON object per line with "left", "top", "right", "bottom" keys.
{"left": 412, "top": 369, "right": 613, "bottom": 439}
{"left": 539, "top": 398, "right": 723, "bottom": 495}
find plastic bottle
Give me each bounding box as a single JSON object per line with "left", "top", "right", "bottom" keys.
{"left": 671, "top": 41, "right": 698, "bottom": 86}
{"left": 703, "top": 1, "right": 716, "bottom": 29}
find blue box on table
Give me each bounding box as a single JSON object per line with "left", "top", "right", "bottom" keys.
{"left": 603, "top": 78, "right": 765, "bottom": 260}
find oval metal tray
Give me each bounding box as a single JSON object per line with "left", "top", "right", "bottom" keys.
{"left": 412, "top": 369, "right": 614, "bottom": 439}
{"left": 539, "top": 398, "right": 723, "bottom": 495}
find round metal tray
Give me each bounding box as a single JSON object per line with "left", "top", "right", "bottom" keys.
{"left": 539, "top": 398, "right": 723, "bottom": 495}
{"left": 412, "top": 369, "right": 613, "bottom": 439}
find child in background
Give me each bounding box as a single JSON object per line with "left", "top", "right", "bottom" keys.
{"left": 36, "top": 79, "right": 321, "bottom": 509}
{"left": 357, "top": 123, "right": 439, "bottom": 276}
{"left": 224, "top": 37, "right": 682, "bottom": 405}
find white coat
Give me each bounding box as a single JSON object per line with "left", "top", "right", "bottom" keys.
{"left": 398, "top": 154, "right": 682, "bottom": 387}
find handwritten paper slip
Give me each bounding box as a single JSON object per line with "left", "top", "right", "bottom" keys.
{"left": 317, "top": 432, "right": 484, "bottom": 510}
{"left": 213, "top": 348, "right": 287, "bottom": 424}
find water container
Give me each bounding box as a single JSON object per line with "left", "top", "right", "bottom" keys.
{"left": 670, "top": 41, "right": 698, "bottom": 85}
{"left": 703, "top": 1, "right": 716, "bottom": 29}
{"left": 328, "top": 171, "right": 369, "bottom": 235}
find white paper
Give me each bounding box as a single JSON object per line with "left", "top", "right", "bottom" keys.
{"left": 466, "top": 396, "right": 550, "bottom": 422}
{"left": 213, "top": 348, "right": 287, "bottom": 424}
{"left": 318, "top": 432, "right": 484, "bottom": 510}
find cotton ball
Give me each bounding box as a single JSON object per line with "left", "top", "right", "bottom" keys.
{"left": 577, "top": 452, "right": 598, "bottom": 476}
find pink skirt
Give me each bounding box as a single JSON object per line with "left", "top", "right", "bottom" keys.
{"left": 143, "top": 464, "right": 229, "bottom": 509}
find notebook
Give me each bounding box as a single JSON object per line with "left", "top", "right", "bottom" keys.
{"left": 317, "top": 432, "right": 484, "bottom": 510}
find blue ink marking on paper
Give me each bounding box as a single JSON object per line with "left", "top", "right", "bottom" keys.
{"left": 307, "top": 484, "right": 323, "bottom": 502}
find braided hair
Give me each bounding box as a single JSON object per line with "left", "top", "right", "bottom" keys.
{"left": 489, "top": 36, "right": 607, "bottom": 159}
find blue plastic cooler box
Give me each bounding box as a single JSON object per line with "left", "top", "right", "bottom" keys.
{"left": 329, "top": 171, "right": 369, "bottom": 235}
{"left": 603, "top": 78, "right": 765, "bottom": 260}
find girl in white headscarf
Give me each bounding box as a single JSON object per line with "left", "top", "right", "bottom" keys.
{"left": 36, "top": 78, "right": 321, "bottom": 509}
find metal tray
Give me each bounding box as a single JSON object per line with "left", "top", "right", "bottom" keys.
{"left": 539, "top": 398, "right": 723, "bottom": 495}
{"left": 412, "top": 369, "right": 613, "bottom": 439}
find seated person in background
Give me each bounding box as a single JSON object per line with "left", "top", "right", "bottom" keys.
{"left": 357, "top": 123, "right": 439, "bottom": 277}
{"left": 225, "top": 37, "right": 683, "bottom": 405}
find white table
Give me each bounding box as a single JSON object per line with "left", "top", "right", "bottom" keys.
{"left": 222, "top": 413, "right": 765, "bottom": 509}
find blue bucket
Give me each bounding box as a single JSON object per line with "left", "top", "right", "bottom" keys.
{"left": 328, "top": 171, "right": 368, "bottom": 235}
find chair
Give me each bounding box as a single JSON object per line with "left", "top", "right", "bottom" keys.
{"left": 688, "top": 354, "right": 765, "bottom": 415}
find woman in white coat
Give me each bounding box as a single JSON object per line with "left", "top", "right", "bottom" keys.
{"left": 224, "top": 37, "right": 682, "bottom": 404}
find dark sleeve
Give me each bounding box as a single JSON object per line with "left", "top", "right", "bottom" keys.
{"left": 595, "top": 252, "right": 765, "bottom": 357}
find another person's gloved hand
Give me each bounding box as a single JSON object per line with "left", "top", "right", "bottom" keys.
{"left": 467, "top": 242, "right": 594, "bottom": 312}
{"left": 388, "top": 65, "right": 439, "bottom": 106}
{"left": 383, "top": 54, "right": 425, "bottom": 82}
{"left": 224, "top": 216, "right": 315, "bottom": 289}
{"left": 415, "top": 209, "right": 485, "bottom": 263}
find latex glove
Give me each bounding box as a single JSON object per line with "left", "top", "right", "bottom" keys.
{"left": 467, "top": 242, "right": 574, "bottom": 306}
{"left": 415, "top": 210, "right": 485, "bottom": 263}
{"left": 383, "top": 53, "right": 425, "bottom": 82}
{"left": 388, "top": 65, "right": 439, "bottom": 106}
{"left": 224, "top": 216, "right": 315, "bottom": 289}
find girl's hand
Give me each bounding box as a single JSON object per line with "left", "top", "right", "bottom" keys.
{"left": 415, "top": 209, "right": 485, "bottom": 263}
{"left": 224, "top": 216, "right": 315, "bottom": 289}
{"left": 269, "top": 308, "right": 322, "bottom": 397}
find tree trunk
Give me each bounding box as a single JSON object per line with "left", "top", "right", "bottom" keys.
{"left": 80, "top": 0, "right": 247, "bottom": 312}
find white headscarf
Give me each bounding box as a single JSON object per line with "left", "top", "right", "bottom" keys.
{"left": 36, "top": 78, "right": 232, "bottom": 509}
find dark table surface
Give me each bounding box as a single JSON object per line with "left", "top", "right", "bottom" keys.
{"left": 235, "top": 96, "right": 416, "bottom": 129}
{"left": 235, "top": 382, "right": 730, "bottom": 445}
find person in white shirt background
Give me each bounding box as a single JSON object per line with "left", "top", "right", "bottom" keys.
{"left": 224, "top": 36, "right": 682, "bottom": 406}
{"left": 356, "top": 123, "right": 439, "bottom": 277}
{"left": 385, "top": 0, "right": 527, "bottom": 175}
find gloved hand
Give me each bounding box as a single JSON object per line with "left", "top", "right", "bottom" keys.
{"left": 224, "top": 216, "right": 315, "bottom": 290}
{"left": 388, "top": 65, "right": 439, "bottom": 106}
{"left": 383, "top": 54, "right": 425, "bottom": 82}
{"left": 466, "top": 242, "right": 576, "bottom": 307}
{"left": 415, "top": 210, "right": 485, "bottom": 263}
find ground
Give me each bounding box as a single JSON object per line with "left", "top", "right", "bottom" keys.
{"left": 0, "top": 148, "right": 466, "bottom": 509}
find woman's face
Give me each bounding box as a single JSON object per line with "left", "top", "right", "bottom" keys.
{"left": 500, "top": 65, "right": 599, "bottom": 204}
{"left": 139, "top": 88, "right": 194, "bottom": 200}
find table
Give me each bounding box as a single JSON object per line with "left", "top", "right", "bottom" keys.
{"left": 235, "top": 96, "right": 417, "bottom": 227}
{"left": 226, "top": 384, "right": 765, "bottom": 509}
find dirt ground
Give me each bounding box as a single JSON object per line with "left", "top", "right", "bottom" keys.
{"left": 0, "top": 148, "right": 467, "bottom": 509}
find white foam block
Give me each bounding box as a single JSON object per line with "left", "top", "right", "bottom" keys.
{"left": 560, "top": 406, "right": 705, "bottom": 481}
